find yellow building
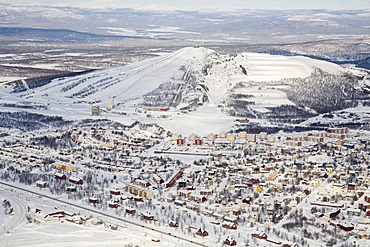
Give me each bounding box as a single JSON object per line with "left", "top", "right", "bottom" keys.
{"left": 91, "top": 106, "right": 100, "bottom": 116}
{"left": 125, "top": 184, "right": 153, "bottom": 198}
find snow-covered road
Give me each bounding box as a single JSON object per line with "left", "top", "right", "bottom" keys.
{"left": 0, "top": 188, "right": 27, "bottom": 236}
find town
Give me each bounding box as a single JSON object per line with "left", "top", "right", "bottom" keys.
{"left": 1, "top": 119, "right": 370, "bottom": 247}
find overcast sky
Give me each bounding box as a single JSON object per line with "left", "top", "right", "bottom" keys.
{"left": 2, "top": 0, "right": 370, "bottom": 10}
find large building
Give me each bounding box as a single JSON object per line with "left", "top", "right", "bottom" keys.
{"left": 91, "top": 106, "right": 100, "bottom": 116}
{"left": 125, "top": 184, "right": 153, "bottom": 198}
{"left": 107, "top": 97, "right": 115, "bottom": 111}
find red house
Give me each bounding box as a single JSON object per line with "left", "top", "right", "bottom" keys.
{"left": 233, "top": 209, "right": 241, "bottom": 216}
{"left": 303, "top": 189, "right": 311, "bottom": 195}
{"left": 89, "top": 197, "right": 98, "bottom": 204}
{"left": 348, "top": 183, "right": 356, "bottom": 191}
{"left": 196, "top": 228, "right": 208, "bottom": 237}
{"left": 55, "top": 172, "right": 67, "bottom": 180}
{"left": 134, "top": 196, "right": 144, "bottom": 202}
{"left": 281, "top": 244, "right": 299, "bottom": 247}
{"left": 337, "top": 223, "right": 354, "bottom": 232}
{"left": 110, "top": 188, "right": 121, "bottom": 196}
{"left": 250, "top": 178, "right": 260, "bottom": 184}
{"left": 252, "top": 232, "right": 268, "bottom": 240}
{"left": 177, "top": 139, "right": 185, "bottom": 145}
{"left": 48, "top": 211, "right": 65, "bottom": 218}
{"left": 108, "top": 201, "right": 118, "bottom": 208}
{"left": 169, "top": 221, "right": 179, "bottom": 228}
{"left": 126, "top": 207, "right": 136, "bottom": 215}
{"left": 142, "top": 212, "right": 154, "bottom": 221}
{"left": 365, "top": 196, "right": 370, "bottom": 203}
{"left": 224, "top": 237, "right": 237, "bottom": 246}
{"left": 222, "top": 222, "right": 237, "bottom": 230}
{"left": 69, "top": 176, "right": 83, "bottom": 185}
{"left": 165, "top": 171, "right": 183, "bottom": 188}
{"left": 194, "top": 139, "right": 203, "bottom": 145}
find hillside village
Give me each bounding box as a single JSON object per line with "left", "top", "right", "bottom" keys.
{"left": 0, "top": 45, "right": 369, "bottom": 247}
{"left": 1, "top": 119, "right": 370, "bottom": 246}
{"left": 0, "top": 0, "right": 369, "bottom": 245}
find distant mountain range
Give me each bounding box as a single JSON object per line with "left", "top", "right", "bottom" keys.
{"left": 0, "top": 3, "right": 369, "bottom": 42}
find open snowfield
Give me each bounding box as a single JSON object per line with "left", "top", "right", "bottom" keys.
{"left": 0, "top": 197, "right": 12, "bottom": 231}
{"left": 236, "top": 86, "right": 294, "bottom": 113}
{"left": 1, "top": 221, "right": 180, "bottom": 247}
{"left": 156, "top": 104, "right": 235, "bottom": 136}
{"left": 236, "top": 52, "right": 346, "bottom": 82}
{"left": 0, "top": 77, "right": 24, "bottom": 85}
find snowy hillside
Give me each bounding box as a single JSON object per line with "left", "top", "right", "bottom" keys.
{"left": 0, "top": 46, "right": 368, "bottom": 135}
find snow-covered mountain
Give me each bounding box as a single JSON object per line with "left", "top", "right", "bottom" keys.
{"left": 1, "top": 46, "right": 369, "bottom": 135}
{"left": 1, "top": 3, "right": 369, "bottom": 41}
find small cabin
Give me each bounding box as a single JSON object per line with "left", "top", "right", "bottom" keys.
{"left": 169, "top": 221, "right": 179, "bottom": 228}
{"left": 178, "top": 181, "right": 187, "bottom": 188}
{"left": 108, "top": 201, "right": 118, "bottom": 208}
{"left": 224, "top": 237, "right": 237, "bottom": 246}
{"left": 195, "top": 139, "right": 203, "bottom": 146}
{"left": 69, "top": 176, "right": 83, "bottom": 185}
{"left": 252, "top": 232, "right": 268, "bottom": 239}
{"left": 134, "top": 196, "right": 144, "bottom": 202}
{"left": 222, "top": 222, "right": 237, "bottom": 230}
{"left": 126, "top": 207, "right": 136, "bottom": 215}
{"left": 142, "top": 212, "right": 154, "bottom": 221}
{"left": 36, "top": 180, "right": 48, "bottom": 188}
{"left": 89, "top": 197, "right": 98, "bottom": 204}
{"left": 196, "top": 228, "right": 208, "bottom": 237}
{"left": 177, "top": 139, "right": 185, "bottom": 145}
{"left": 54, "top": 172, "right": 66, "bottom": 180}
{"left": 110, "top": 188, "right": 121, "bottom": 196}
{"left": 233, "top": 209, "right": 241, "bottom": 216}
{"left": 66, "top": 186, "right": 77, "bottom": 192}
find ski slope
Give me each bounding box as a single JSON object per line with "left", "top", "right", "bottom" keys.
{"left": 0, "top": 46, "right": 354, "bottom": 135}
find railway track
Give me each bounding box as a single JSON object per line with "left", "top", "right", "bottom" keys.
{"left": 0, "top": 181, "right": 207, "bottom": 247}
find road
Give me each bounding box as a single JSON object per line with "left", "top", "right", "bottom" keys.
{"left": 0, "top": 181, "right": 207, "bottom": 247}
{"left": 0, "top": 188, "right": 27, "bottom": 236}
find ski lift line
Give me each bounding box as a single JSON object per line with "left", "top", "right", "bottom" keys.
{"left": 115, "top": 48, "right": 189, "bottom": 97}
{"left": 21, "top": 79, "right": 30, "bottom": 91}
{"left": 172, "top": 66, "right": 192, "bottom": 106}
{"left": 115, "top": 48, "right": 191, "bottom": 98}
{"left": 26, "top": 49, "right": 185, "bottom": 97}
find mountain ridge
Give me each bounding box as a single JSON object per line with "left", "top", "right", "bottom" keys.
{"left": 0, "top": 46, "right": 369, "bottom": 135}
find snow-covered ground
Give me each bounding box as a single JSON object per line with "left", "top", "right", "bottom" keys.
{"left": 0, "top": 186, "right": 195, "bottom": 247}
{"left": 156, "top": 104, "right": 235, "bottom": 136}
{"left": 0, "top": 77, "right": 24, "bottom": 85}
{"left": 1, "top": 220, "right": 179, "bottom": 247}
{"left": 0, "top": 197, "right": 12, "bottom": 232}
{"left": 235, "top": 52, "right": 346, "bottom": 82}
{"left": 0, "top": 46, "right": 362, "bottom": 136}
